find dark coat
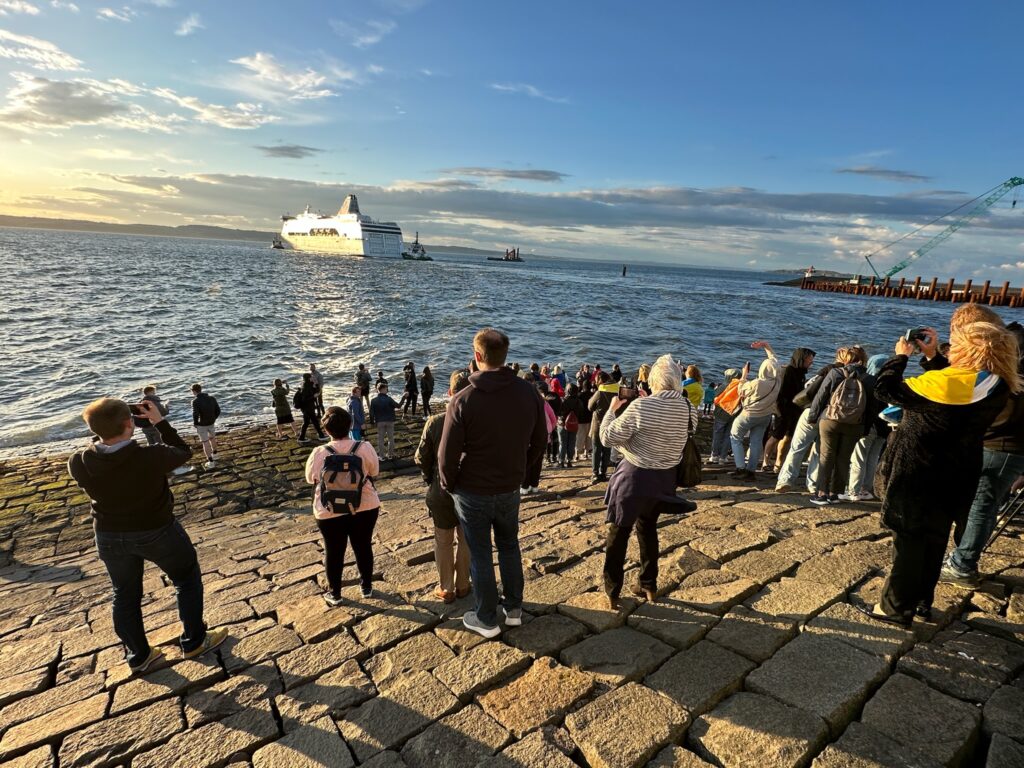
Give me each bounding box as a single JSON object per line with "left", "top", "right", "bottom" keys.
{"left": 874, "top": 355, "right": 1007, "bottom": 534}
{"left": 414, "top": 413, "right": 456, "bottom": 526}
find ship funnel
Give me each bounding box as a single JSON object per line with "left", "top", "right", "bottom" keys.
{"left": 338, "top": 195, "right": 360, "bottom": 215}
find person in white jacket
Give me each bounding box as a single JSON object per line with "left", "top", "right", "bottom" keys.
{"left": 729, "top": 341, "right": 781, "bottom": 480}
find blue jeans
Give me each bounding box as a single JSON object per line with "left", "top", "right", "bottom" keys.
{"left": 592, "top": 432, "right": 612, "bottom": 477}
{"left": 777, "top": 410, "right": 820, "bottom": 490}
{"left": 558, "top": 427, "right": 575, "bottom": 464}
{"left": 848, "top": 432, "right": 885, "bottom": 495}
{"left": 730, "top": 412, "right": 773, "bottom": 471}
{"left": 453, "top": 489, "right": 524, "bottom": 627}
{"left": 948, "top": 449, "right": 1024, "bottom": 574}
{"left": 710, "top": 415, "right": 734, "bottom": 459}
{"left": 95, "top": 520, "right": 206, "bottom": 666}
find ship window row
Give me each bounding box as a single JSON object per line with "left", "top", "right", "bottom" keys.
{"left": 290, "top": 228, "right": 341, "bottom": 236}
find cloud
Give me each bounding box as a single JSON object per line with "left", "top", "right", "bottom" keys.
{"left": 0, "top": 28, "right": 83, "bottom": 70}
{"left": 254, "top": 143, "right": 324, "bottom": 159}
{"left": 50, "top": 0, "right": 79, "bottom": 10}
{"left": 0, "top": 1, "right": 39, "bottom": 15}
{"left": 330, "top": 19, "right": 396, "bottom": 48}
{"left": 440, "top": 166, "right": 568, "bottom": 183}
{"left": 835, "top": 165, "right": 932, "bottom": 183}
{"left": 81, "top": 147, "right": 149, "bottom": 160}
{"left": 150, "top": 87, "right": 276, "bottom": 129}
{"left": 175, "top": 12, "right": 201, "bottom": 35}
{"left": 229, "top": 52, "right": 339, "bottom": 101}
{"left": 0, "top": 74, "right": 180, "bottom": 132}
{"left": 97, "top": 6, "right": 134, "bottom": 21}
{"left": 489, "top": 82, "right": 568, "bottom": 104}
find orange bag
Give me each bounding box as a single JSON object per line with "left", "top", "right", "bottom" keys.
{"left": 713, "top": 379, "right": 742, "bottom": 415}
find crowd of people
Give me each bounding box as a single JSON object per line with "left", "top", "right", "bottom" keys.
{"left": 66, "top": 307, "right": 1024, "bottom": 671}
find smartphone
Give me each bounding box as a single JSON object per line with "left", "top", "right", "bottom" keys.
{"left": 904, "top": 328, "right": 928, "bottom": 343}
{"left": 129, "top": 403, "right": 145, "bottom": 416}
{"left": 618, "top": 386, "right": 638, "bottom": 400}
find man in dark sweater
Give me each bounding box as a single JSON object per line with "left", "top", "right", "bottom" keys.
{"left": 68, "top": 398, "right": 227, "bottom": 673}
{"left": 190, "top": 383, "right": 221, "bottom": 469}
{"left": 439, "top": 328, "right": 547, "bottom": 638}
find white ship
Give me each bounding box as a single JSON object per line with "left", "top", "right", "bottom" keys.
{"left": 275, "top": 195, "right": 404, "bottom": 257}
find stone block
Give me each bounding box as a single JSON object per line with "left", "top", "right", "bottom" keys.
{"left": 704, "top": 605, "right": 797, "bottom": 662}
{"left": 252, "top": 717, "right": 354, "bottom": 768}
{"left": 983, "top": 685, "right": 1024, "bottom": 742}
{"left": 433, "top": 641, "right": 530, "bottom": 701}
{"left": 689, "top": 529, "right": 775, "bottom": 563}
{"left": 522, "top": 574, "right": 592, "bottom": 614}
{"left": 688, "top": 692, "right": 829, "bottom": 768}
{"left": 897, "top": 643, "right": 1007, "bottom": 703}
{"left": 942, "top": 631, "right": 1024, "bottom": 677}
{"left": 810, "top": 721, "right": 943, "bottom": 768}
{"left": 352, "top": 607, "right": 439, "bottom": 652}
{"left": 565, "top": 682, "right": 690, "bottom": 768}
{"left": 987, "top": 734, "right": 1024, "bottom": 768}
{"left": 4, "top": 746, "right": 55, "bottom": 768}
{"left": 724, "top": 549, "right": 798, "bottom": 585}
{"left": 276, "top": 658, "right": 376, "bottom": 727}
{"left": 747, "top": 577, "right": 846, "bottom": 622}
{"left": 110, "top": 657, "right": 224, "bottom": 714}
{"left": 435, "top": 617, "right": 492, "bottom": 654}
{"left": 626, "top": 598, "right": 718, "bottom": 650}
{"left": 557, "top": 592, "right": 637, "bottom": 632}
{"left": 134, "top": 703, "right": 280, "bottom": 768}
{"left": 560, "top": 626, "right": 674, "bottom": 686}
{"left": 57, "top": 698, "right": 184, "bottom": 768}
{"left": 362, "top": 632, "right": 456, "bottom": 691}
{"left": 249, "top": 580, "right": 321, "bottom": 617}
{"left": 649, "top": 746, "right": 716, "bottom": 768}
{"left": 965, "top": 612, "right": 1024, "bottom": 646}
{"left": 184, "top": 663, "right": 282, "bottom": 728}
{"left": 0, "top": 673, "right": 104, "bottom": 733}
{"left": 0, "top": 668, "right": 49, "bottom": 709}
{"left": 804, "top": 602, "right": 915, "bottom": 662}
{"left": 667, "top": 546, "right": 721, "bottom": 578}
{"left": 293, "top": 608, "right": 356, "bottom": 643}
{"left": 478, "top": 657, "right": 596, "bottom": 737}
{"left": 646, "top": 639, "right": 756, "bottom": 716}
{"left": 222, "top": 625, "right": 303, "bottom": 672}
{"left": 360, "top": 752, "right": 407, "bottom": 768}
{"left": 339, "top": 670, "right": 460, "bottom": 763}
{"left": 480, "top": 730, "right": 577, "bottom": 768}
{"left": 746, "top": 633, "right": 889, "bottom": 736}
{"left": 672, "top": 569, "right": 759, "bottom": 615}
{"left": 0, "top": 692, "right": 108, "bottom": 759}
{"left": 0, "top": 636, "right": 61, "bottom": 678}
{"left": 504, "top": 613, "right": 589, "bottom": 658}
{"left": 277, "top": 631, "right": 366, "bottom": 689}
{"left": 401, "top": 704, "right": 510, "bottom": 768}
{"left": 861, "top": 674, "right": 981, "bottom": 767}
{"left": 795, "top": 548, "right": 876, "bottom": 590}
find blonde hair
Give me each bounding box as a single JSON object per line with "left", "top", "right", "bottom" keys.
{"left": 685, "top": 365, "right": 702, "bottom": 383}
{"left": 951, "top": 304, "right": 1003, "bottom": 334}
{"left": 836, "top": 347, "right": 853, "bottom": 364}
{"left": 637, "top": 364, "right": 651, "bottom": 383}
{"left": 948, "top": 321, "right": 1022, "bottom": 394}
{"left": 648, "top": 354, "right": 682, "bottom": 393}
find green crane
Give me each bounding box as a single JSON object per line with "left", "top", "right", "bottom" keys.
{"left": 864, "top": 176, "right": 1024, "bottom": 279}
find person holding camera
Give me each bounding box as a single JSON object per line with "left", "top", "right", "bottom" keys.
{"left": 599, "top": 354, "right": 697, "bottom": 606}
{"left": 588, "top": 371, "right": 619, "bottom": 481}
{"left": 865, "top": 321, "right": 1018, "bottom": 626}
{"left": 728, "top": 341, "right": 781, "bottom": 481}
{"left": 69, "top": 398, "right": 228, "bottom": 673}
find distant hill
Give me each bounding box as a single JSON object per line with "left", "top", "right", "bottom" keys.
{"left": 0, "top": 215, "right": 274, "bottom": 242}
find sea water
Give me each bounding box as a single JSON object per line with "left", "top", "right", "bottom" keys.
{"left": 2, "top": 227, "right": 1012, "bottom": 453}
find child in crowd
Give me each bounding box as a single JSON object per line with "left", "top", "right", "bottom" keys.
{"left": 702, "top": 382, "right": 717, "bottom": 416}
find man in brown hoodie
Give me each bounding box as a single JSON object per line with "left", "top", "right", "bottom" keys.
{"left": 439, "top": 328, "right": 547, "bottom": 638}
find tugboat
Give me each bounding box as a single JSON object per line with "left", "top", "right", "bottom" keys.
{"left": 487, "top": 247, "right": 524, "bottom": 263}
{"left": 271, "top": 235, "right": 285, "bottom": 249}
{"left": 401, "top": 232, "right": 432, "bottom": 261}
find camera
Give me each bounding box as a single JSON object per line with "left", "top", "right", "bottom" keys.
{"left": 904, "top": 328, "right": 929, "bottom": 343}
{"left": 618, "top": 377, "right": 638, "bottom": 400}
{"left": 129, "top": 403, "right": 144, "bottom": 416}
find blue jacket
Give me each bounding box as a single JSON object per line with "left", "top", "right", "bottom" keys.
{"left": 348, "top": 396, "right": 365, "bottom": 428}
{"left": 369, "top": 394, "right": 399, "bottom": 423}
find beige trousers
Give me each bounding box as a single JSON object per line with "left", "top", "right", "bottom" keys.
{"left": 434, "top": 524, "right": 471, "bottom": 593}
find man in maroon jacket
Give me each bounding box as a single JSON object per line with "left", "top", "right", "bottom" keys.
{"left": 440, "top": 328, "right": 547, "bottom": 638}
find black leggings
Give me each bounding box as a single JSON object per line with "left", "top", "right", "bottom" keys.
{"left": 316, "top": 509, "right": 379, "bottom": 597}
{"left": 301, "top": 410, "right": 325, "bottom": 440}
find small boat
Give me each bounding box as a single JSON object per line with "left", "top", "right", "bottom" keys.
{"left": 401, "top": 232, "right": 432, "bottom": 261}
{"left": 487, "top": 247, "right": 524, "bottom": 263}
{"left": 271, "top": 235, "right": 285, "bottom": 249}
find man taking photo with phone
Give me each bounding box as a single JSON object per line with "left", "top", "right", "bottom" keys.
{"left": 68, "top": 398, "right": 227, "bottom": 674}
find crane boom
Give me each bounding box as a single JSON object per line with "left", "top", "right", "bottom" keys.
{"left": 880, "top": 176, "right": 1024, "bottom": 279}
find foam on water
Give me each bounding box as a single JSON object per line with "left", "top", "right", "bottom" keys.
{"left": 2, "top": 226, "right": 1014, "bottom": 454}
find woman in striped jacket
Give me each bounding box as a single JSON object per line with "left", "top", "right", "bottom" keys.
{"left": 599, "top": 354, "right": 698, "bottom": 607}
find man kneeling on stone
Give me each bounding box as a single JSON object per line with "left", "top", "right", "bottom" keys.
{"left": 68, "top": 397, "right": 227, "bottom": 673}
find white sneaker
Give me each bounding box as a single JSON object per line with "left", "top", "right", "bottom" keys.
{"left": 463, "top": 611, "right": 501, "bottom": 639}
{"left": 203, "top": 460, "right": 216, "bottom": 469}
{"left": 171, "top": 465, "right": 193, "bottom": 476}
{"left": 521, "top": 487, "right": 534, "bottom": 496}
{"left": 837, "top": 493, "right": 856, "bottom": 502}
{"left": 530, "top": 486, "right": 539, "bottom": 494}
{"left": 503, "top": 607, "right": 523, "bottom": 626}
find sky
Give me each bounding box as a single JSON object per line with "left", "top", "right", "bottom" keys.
{"left": 1, "top": 0, "right": 1023, "bottom": 274}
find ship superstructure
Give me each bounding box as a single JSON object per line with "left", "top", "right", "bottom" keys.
{"left": 278, "top": 195, "right": 404, "bottom": 257}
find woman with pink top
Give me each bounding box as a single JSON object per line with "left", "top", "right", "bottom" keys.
{"left": 304, "top": 406, "right": 381, "bottom": 605}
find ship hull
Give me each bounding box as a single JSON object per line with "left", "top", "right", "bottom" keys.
{"left": 279, "top": 235, "right": 393, "bottom": 257}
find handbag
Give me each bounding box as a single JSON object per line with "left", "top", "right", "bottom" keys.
{"left": 676, "top": 401, "right": 702, "bottom": 488}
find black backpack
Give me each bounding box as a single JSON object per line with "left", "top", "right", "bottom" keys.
{"left": 317, "top": 443, "right": 370, "bottom": 515}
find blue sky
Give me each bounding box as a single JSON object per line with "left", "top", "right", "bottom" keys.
{"left": 1, "top": 0, "right": 1022, "bottom": 273}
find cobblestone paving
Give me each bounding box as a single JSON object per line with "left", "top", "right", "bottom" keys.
{"left": 1, "top": 421, "right": 1023, "bottom": 767}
